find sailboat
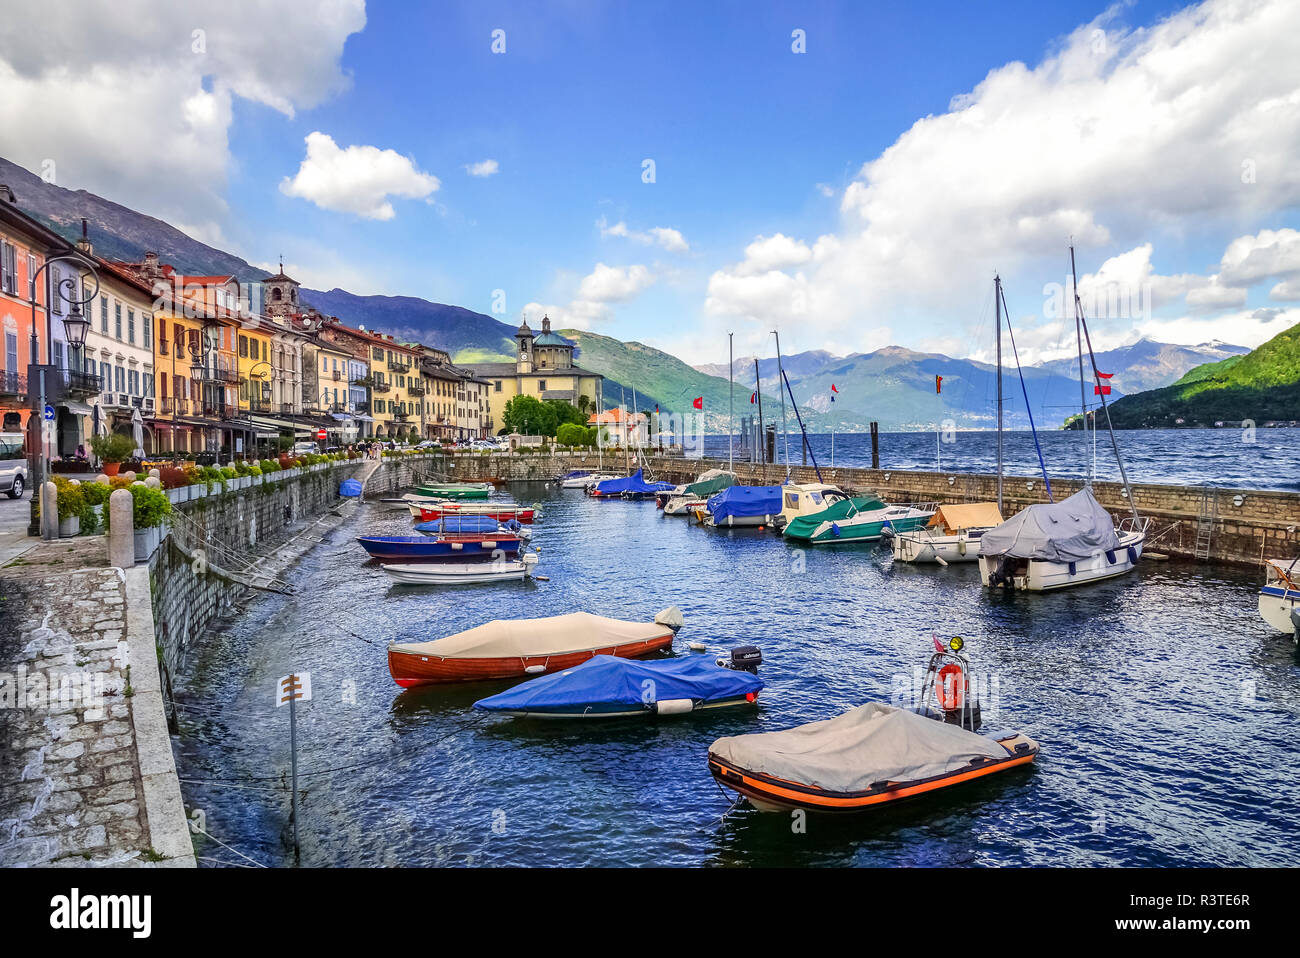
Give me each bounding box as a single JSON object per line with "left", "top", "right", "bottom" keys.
{"left": 978, "top": 256, "right": 1151, "bottom": 592}
{"left": 1259, "top": 556, "right": 1300, "bottom": 638}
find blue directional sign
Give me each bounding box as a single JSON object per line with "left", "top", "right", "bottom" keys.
{"left": 43, "top": 404, "right": 55, "bottom": 422}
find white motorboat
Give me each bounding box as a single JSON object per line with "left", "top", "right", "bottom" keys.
{"left": 663, "top": 495, "right": 706, "bottom": 516}
{"left": 384, "top": 552, "right": 540, "bottom": 585}
{"left": 1259, "top": 558, "right": 1300, "bottom": 638}
{"left": 892, "top": 502, "right": 1003, "bottom": 564}
{"left": 774, "top": 482, "right": 851, "bottom": 530}
{"left": 979, "top": 491, "right": 1150, "bottom": 591}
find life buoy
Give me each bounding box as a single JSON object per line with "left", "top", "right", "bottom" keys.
{"left": 937, "top": 664, "right": 965, "bottom": 711}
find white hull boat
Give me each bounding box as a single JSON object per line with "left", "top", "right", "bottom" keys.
{"left": 663, "top": 495, "right": 706, "bottom": 516}
{"left": 1259, "top": 559, "right": 1300, "bottom": 638}
{"left": 892, "top": 502, "right": 1003, "bottom": 565}
{"left": 980, "top": 513, "right": 1149, "bottom": 592}
{"left": 384, "top": 553, "right": 539, "bottom": 585}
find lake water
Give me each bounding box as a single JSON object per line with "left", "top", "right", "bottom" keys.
{"left": 701, "top": 427, "right": 1300, "bottom": 491}
{"left": 171, "top": 481, "right": 1300, "bottom": 867}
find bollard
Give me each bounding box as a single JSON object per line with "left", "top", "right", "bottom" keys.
{"left": 107, "top": 488, "right": 135, "bottom": 568}
{"left": 145, "top": 476, "right": 161, "bottom": 489}
{"left": 40, "top": 481, "right": 58, "bottom": 541}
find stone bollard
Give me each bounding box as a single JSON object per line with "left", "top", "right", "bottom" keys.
{"left": 107, "top": 488, "right": 135, "bottom": 568}
{"left": 145, "top": 476, "right": 161, "bottom": 489}
{"left": 149, "top": 467, "right": 160, "bottom": 479}
{"left": 40, "top": 481, "right": 58, "bottom": 540}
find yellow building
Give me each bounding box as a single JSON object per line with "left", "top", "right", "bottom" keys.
{"left": 236, "top": 320, "right": 274, "bottom": 415}
{"left": 466, "top": 315, "right": 603, "bottom": 434}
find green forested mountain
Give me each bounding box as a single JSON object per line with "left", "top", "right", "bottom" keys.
{"left": 1107, "top": 323, "right": 1300, "bottom": 426}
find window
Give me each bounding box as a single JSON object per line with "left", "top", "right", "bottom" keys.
{"left": 1, "top": 242, "right": 17, "bottom": 295}
{"left": 27, "top": 254, "right": 37, "bottom": 293}
{"left": 114, "top": 303, "right": 122, "bottom": 339}
{"left": 144, "top": 313, "right": 152, "bottom": 348}
{"left": 322, "top": 355, "right": 328, "bottom": 372}
{"left": 4, "top": 331, "right": 16, "bottom": 375}
{"left": 239, "top": 335, "right": 248, "bottom": 358}
{"left": 50, "top": 266, "right": 62, "bottom": 313}
{"left": 144, "top": 373, "right": 154, "bottom": 398}
{"left": 53, "top": 341, "right": 64, "bottom": 370}
{"left": 494, "top": 380, "right": 502, "bottom": 392}
{"left": 128, "top": 369, "right": 140, "bottom": 395}
{"left": 101, "top": 297, "right": 109, "bottom": 333}
{"left": 538, "top": 380, "right": 547, "bottom": 392}
{"left": 127, "top": 308, "right": 135, "bottom": 344}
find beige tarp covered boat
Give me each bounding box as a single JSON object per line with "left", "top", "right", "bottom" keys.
{"left": 927, "top": 502, "right": 1003, "bottom": 533}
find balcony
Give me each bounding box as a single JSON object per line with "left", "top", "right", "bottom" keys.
{"left": 331, "top": 370, "right": 342, "bottom": 381}
{"left": 393, "top": 410, "right": 410, "bottom": 422}
{"left": 407, "top": 381, "right": 426, "bottom": 396}
{"left": 202, "top": 401, "right": 229, "bottom": 419}
{"left": 352, "top": 401, "right": 370, "bottom": 414}
{"left": 211, "top": 364, "right": 241, "bottom": 385}
{"left": 387, "top": 359, "right": 411, "bottom": 373}
{"left": 61, "top": 369, "right": 102, "bottom": 398}
{"left": 372, "top": 380, "right": 391, "bottom": 393}
{"left": 160, "top": 398, "right": 190, "bottom": 417}
{"left": 0, "top": 370, "right": 26, "bottom": 398}
{"left": 159, "top": 339, "right": 169, "bottom": 357}
{"left": 248, "top": 398, "right": 272, "bottom": 414}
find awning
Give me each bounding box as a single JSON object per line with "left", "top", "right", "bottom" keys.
{"left": 59, "top": 400, "right": 93, "bottom": 416}
{"left": 928, "top": 502, "right": 1004, "bottom": 533}
{"left": 330, "top": 412, "right": 353, "bottom": 421}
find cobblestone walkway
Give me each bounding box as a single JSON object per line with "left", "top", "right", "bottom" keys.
{"left": 0, "top": 539, "right": 181, "bottom": 866}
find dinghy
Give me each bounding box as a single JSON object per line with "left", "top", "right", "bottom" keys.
{"left": 892, "top": 502, "right": 1003, "bottom": 564}
{"left": 703, "top": 485, "right": 784, "bottom": 527}
{"left": 414, "top": 515, "right": 529, "bottom": 539}
{"left": 781, "top": 495, "right": 935, "bottom": 543}
{"left": 357, "top": 534, "right": 521, "bottom": 562}
{"left": 555, "top": 470, "right": 592, "bottom": 488}
{"left": 472, "top": 653, "right": 762, "bottom": 719}
{"left": 1259, "top": 557, "right": 1300, "bottom": 638}
{"left": 413, "top": 481, "right": 492, "bottom": 500}
{"left": 387, "top": 606, "right": 684, "bottom": 686}
{"left": 978, "top": 488, "right": 1148, "bottom": 591}
{"left": 709, "top": 637, "right": 1038, "bottom": 813}
{"left": 383, "top": 552, "right": 539, "bottom": 588}
{"left": 408, "top": 499, "right": 536, "bottom": 523}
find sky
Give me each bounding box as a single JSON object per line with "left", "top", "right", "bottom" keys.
{"left": 1, "top": 0, "right": 1298, "bottom": 366}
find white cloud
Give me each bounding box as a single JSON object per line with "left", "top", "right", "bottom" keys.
{"left": 598, "top": 217, "right": 689, "bottom": 252}
{"left": 524, "top": 263, "right": 656, "bottom": 330}
{"left": 704, "top": 0, "right": 1300, "bottom": 354}
{"left": 279, "top": 132, "right": 440, "bottom": 220}
{"left": 0, "top": 1, "right": 364, "bottom": 226}
{"left": 1217, "top": 228, "right": 1300, "bottom": 287}
{"left": 815, "top": 183, "right": 835, "bottom": 198}
{"left": 1269, "top": 279, "right": 1300, "bottom": 301}
{"left": 465, "top": 159, "right": 499, "bottom": 178}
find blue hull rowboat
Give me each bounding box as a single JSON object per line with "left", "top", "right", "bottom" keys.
{"left": 473, "top": 654, "right": 763, "bottom": 719}
{"left": 357, "top": 534, "right": 521, "bottom": 562}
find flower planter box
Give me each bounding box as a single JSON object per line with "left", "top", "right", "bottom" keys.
{"left": 133, "top": 525, "right": 161, "bottom": 561}
{"left": 58, "top": 515, "right": 80, "bottom": 538}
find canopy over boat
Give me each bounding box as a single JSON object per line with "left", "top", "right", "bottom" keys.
{"left": 390, "top": 609, "right": 683, "bottom": 660}
{"left": 683, "top": 470, "right": 737, "bottom": 498}
{"left": 710, "top": 702, "right": 1010, "bottom": 794}
{"left": 927, "top": 502, "right": 1004, "bottom": 534}
{"left": 414, "top": 515, "right": 516, "bottom": 535}
{"left": 781, "top": 495, "right": 887, "bottom": 536}
{"left": 706, "top": 485, "right": 784, "bottom": 521}
{"left": 473, "top": 655, "right": 761, "bottom": 715}
{"left": 978, "top": 487, "right": 1118, "bottom": 561}
{"left": 593, "top": 469, "right": 674, "bottom": 495}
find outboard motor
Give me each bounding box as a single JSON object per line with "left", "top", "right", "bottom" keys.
{"left": 989, "top": 554, "right": 1017, "bottom": 591}
{"left": 718, "top": 646, "right": 762, "bottom": 674}
{"left": 1291, "top": 606, "right": 1300, "bottom": 642}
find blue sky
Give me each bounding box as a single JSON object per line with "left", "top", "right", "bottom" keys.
{"left": 3, "top": 0, "right": 1297, "bottom": 363}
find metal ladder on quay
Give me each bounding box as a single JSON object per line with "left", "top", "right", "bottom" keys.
{"left": 1193, "top": 487, "right": 1218, "bottom": 560}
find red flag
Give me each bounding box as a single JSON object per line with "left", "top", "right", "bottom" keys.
{"left": 750, "top": 391, "right": 756, "bottom": 404}
{"left": 932, "top": 634, "right": 945, "bottom": 654}
{"left": 1093, "top": 371, "right": 1112, "bottom": 396}
{"left": 935, "top": 375, "right": 943, "bottom": 394}
{"left": 692, "top": 396, "right": 703, "bottom": 410}
{"left": 830, "top": 384, "right": 838, "bottom": 392}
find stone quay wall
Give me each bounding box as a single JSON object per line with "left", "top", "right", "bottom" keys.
{"left": 431, "top": 450, "right": 1299, "bottom": 567}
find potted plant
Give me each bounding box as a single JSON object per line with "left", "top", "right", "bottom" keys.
{"left": 80, "top": 479, "right": 111, "bottom": 527}
{"left": 53, "top": 477, "right": 84, "bottom": 537}
{"left": 90, "top": 433, "right": 136, "bottom": 477}
{"left": 104, "top": 484, "right": 172, "bottom": 561}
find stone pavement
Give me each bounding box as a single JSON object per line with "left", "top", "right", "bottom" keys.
{"left": 0, "top": 537, "right": 193, "bottom": 867}
{"left": 0, "top": 486, "right": 34, "bottom": 568}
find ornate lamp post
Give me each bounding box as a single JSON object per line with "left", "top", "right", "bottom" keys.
{"left": 27, "top": 252, "right": 99, "bottom": 537}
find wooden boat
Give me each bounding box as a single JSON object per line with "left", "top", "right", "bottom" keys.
{"left": 357, "top": 534, "right": 520, "bottom": 562}
{"left": 387, "top": 606, "right": 684, "bottom": 687}
{"left": 1259, "top": 557, "right": 1300, "bottom": 638}
{"left": 892, "top": 502, "right": 1003, "bottom": 564}
{"left": 472, "top": 653, "right": 761, "bottom": 719}
{"left": 383, "top": 552, "right": 539, "bottom": 587}
{"left": 709, "top": 637, "right": 1038, "bottom": 813}
{"left": 406, "top": 497, "right": 536, "bottom": 522}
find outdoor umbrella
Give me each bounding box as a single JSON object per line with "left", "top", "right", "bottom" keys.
{"left": 131, "top": 407, "right": 146, "bottom": 459}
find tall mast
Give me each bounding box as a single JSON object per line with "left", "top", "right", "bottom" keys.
{"left": 754, "top": 359, "right": 765, "bottom": 464}
{"left": 994, "top": 273, "right": 1004, "bottom": 513}
{"left": 773, "top": 329, "right": 790, "bottom": 478}
{"left": 728, "top": 331, "right": 734, "bottom": 470}
{"left": 1070, "top": 244, "right": 1090, "bottom": 484}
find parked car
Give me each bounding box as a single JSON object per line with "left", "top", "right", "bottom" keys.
{"left": 0, "top": 434, "right": 29, "bottom": 499}
{"left": 292, "top": 441, "right": 320, "bottom": 456}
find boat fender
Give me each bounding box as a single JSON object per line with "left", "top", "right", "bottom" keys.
{"left": 654, "top": 698, "right": 694, "bottom": 715}
{"left": 1291, "top": 606, "right": 1300, "bottom": 640}
{"left": 831, "top": 522, "right": 841, "bottom": 537}
{"left": 958, "top": 539, "right": 966, "bottom": 556}
{"left": 1067, "top": 561, "right": 1077, "bottom": 576}
{"left": 687, "top": 641, "right": 708, "bottom": 652}
{"left": 1105, "top": 549, "right": 1116, "bottom": 564}
{"left": 524, "top": 664, "right": 547, "bottom": 674}
{"left": 1127, "top": 546, "right": 1138, "bottom": 564}
{"left": 481, "top": 540, "right": 497, "bottom": 548}
{"left": 451, "top": 541, "right": 463, "bottom": 550}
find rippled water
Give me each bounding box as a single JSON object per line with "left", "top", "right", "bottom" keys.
{"left": 702, "top": 428, "right": 1300, "bottom": 491}
{"left": 172, "top": 482, "right": 1300, "bottom": 867}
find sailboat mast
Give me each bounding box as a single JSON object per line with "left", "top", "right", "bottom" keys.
{"left": 995, "top": 273, "right": 1004, "bottom": 514}
{"left": 754, "top": 359, "right": 765, "bottom": 464}
{"left": 773, "top": 330, "right": 790, "bottom": 477}
{"left": 728, "top": 331, "right": 734, "bottom": 470}
{"left": 1070, "top": 245, "right": 1091, "bottom": 484}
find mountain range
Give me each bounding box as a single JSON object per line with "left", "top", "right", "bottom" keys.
{"left": 0, "top": 153, "right": 1256, "bottom": 432}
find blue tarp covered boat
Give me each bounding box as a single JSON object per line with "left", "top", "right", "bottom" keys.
{"left": 473, "top": 654, "right": 763, "bottom": 719}
{"left": 357, "top": 534, "right": 521, "bottom": 562}
{"left": 590, "top": 469, "right": 676, "bottom": 498}
{"left": 414, "top": 516, "right": 524, "bottom": 536}
{"left": 706, "top": 485, "right": 785, "bottom": 527}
